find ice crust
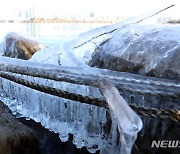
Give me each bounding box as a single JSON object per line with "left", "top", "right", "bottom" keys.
{"left": 0, "top": 77, "right": 113, "bottom": 153}
{"left": 99, "top": 80, "right": 142, "bottom": 154}
{"left": 0, "top": 8, "right": 175, "bottom": 153}
{"left": 0, "top": 73, "right": 144, "bottom": 154}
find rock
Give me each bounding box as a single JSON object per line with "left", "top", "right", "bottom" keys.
{"left": 88, "top": 24, "right": 180, "bottom": 80}
{"left": 1, "top": 32, "right": 43, "bottom": 60}
{"left": 0, "top": 101, "right": 40, "bottom": 154}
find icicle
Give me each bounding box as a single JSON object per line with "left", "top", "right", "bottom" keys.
{"left": 99, "top": 80, "right": 143, "bottom": 154}
{"left": 100, "top": 115, "right": 121, "bottom": 154}
{"left": 0, "top": 76, "right": 142, "bottom": 153}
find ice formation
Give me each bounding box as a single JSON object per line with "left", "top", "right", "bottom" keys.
{"left": 0, "top": 32, "right": 44, "bottom": 59}
{"left": 29, "top": 6, "right": 175, "bottom": 67}
{"left": 0, "top": 66, "right": 144, "bottom": 154}
{"left": 99, "top": 80, "right": 143, "bottom": 154}
{"left": 0, "top": 6, "right": 176, "bottom": 154}
{"left": 0, "top": 76, "right": 109, "bottom": 153}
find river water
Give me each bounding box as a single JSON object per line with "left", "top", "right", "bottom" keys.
{"left": 0, "top": 22, "right": 110, "bottom": 38}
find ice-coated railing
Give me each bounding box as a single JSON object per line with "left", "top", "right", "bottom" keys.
{"left": 0, "top": 57, "right": 179, "bottom": 153}
{"left": 0, "top": 57, "right": 179, "bottom": 108}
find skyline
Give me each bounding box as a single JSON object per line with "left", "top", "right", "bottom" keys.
{"left": 0, "top": 0, "right": 179, "bottom": 20}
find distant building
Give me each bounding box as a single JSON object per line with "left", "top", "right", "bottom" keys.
{"left": 90, "top": 12, "right": 94, "bottom": 18}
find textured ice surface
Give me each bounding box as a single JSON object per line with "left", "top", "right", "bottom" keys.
{"left": 0, "top": 73, "right": 144, "bottom": 153}
{"left": 0, "top": 77, "right": 110, "bottom": 153}
{"left": 0, "top": 71, "right": 145, "bottom": 153}
{"left": 99, "top": 80, "right": 143, "bottom": 154}
{"left": 88, "top": 24, "right": 180, "bottom": 80}
{"left": 29, "top": 8, "right": 173, "bottom": 67}
{"left": 0, "top": 32, "right": 44, "bottom": 59}
{"left": 30, "top": 36, "right": 76, "bottom": 65}
{"left": 0, "top": 8, "right": 175, "bottom": 153}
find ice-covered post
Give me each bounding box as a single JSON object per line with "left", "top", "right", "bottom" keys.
{"left": 99, "top": 79, "right": 143, "bottom": 154}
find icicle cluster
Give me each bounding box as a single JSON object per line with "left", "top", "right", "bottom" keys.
{"left": 0, "top": 76, "right": 119, "bottom": 153}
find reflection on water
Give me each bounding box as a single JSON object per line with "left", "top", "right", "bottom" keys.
{"left": 0, "top": 22, "right": 109, "bottom": 38}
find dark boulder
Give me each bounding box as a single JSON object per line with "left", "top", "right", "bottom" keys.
{"left": 0, "top": 101, "right": 40, "bottom": 154}
{"left": 1, "top": 32, "right": 43, "bottom": 60}
{"left": 88, "top": 25, "right": 180, "bottom": 80}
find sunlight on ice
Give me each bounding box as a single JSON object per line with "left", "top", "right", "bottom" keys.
{"left": 0, "top": 72, "right": 144, "bottom": 153}
{"left": 99, "top": 80, "right": 143, "bottom": 154}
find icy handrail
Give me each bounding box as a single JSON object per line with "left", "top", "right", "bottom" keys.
{"left": 99, "top": 80, "right": 143, "bottom": 154}
{"left": 0, "top": 56, "right": 179, "bottom": 85}
{"left": 0, "top": 60, "right": 143, "bottom": 153}
{"left": 0, "top": 56, "right": 179, "bottom": 100}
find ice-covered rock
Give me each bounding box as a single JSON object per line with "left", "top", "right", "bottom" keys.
{"left": 88, "top": 24, "right": 180, "bottom": 80}
{"left": 30, "top": 44, "right": 62, "bottom": 65}
{"left": 30, "top": 7, "right": 176, "bottom": 69}
{"left": 30, "top": 9, "right": 171, "bottom": 67}
{"left": 30, "top": 36, "right": 83, "bottom": 67}
{"left": 0, "top": 7, "right": 176, "bottom": 154}
{"left": 0, "top": 32, "right": 44, "bottom": 60}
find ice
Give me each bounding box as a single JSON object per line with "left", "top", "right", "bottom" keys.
{"left": 0, "top": 76, "right": 109, "bottom": 153}
{"left": 61, "top": 41, "right": 88, "bottom": 67}
{"left": 0, "top": 32, "right": 44, "bottom": 58}
{"left": 30, "top": 36, "right": 77, "bottom": 65}
{"left": 30, "top": 44, "right": 62, "bottom": 65}
{"left": 0, "top": 58, "right": 178, "bottom": 153}
{"left": 99, "top": 80, "right": 143, "bottom": 154}
{"left": 0, "top": 71, "right": 144, "bottom": 153}
{"left": 29, "top": 6, "right": 175, "bottom": 67}
{"left": 30, "top": 36, "right": 90, "bottom": 68}
{"left": 70, "top": 6, "right": 175, "bottom": 65}
{"left": 0, "top": 6, "right": 176, "bottom": 153}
